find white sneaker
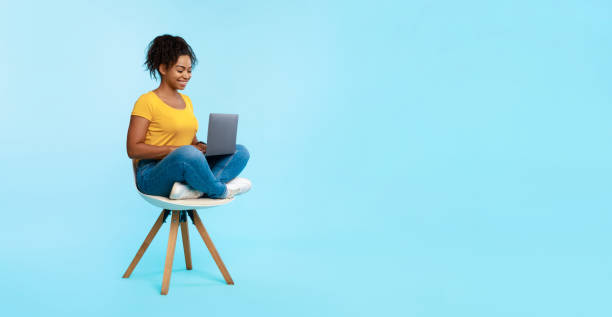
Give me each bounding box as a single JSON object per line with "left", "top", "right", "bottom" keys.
{"left": 169, "top": 182, "right": 203, "bottom": 200}
{"left": 223, "top": 177, "right": 252, "bottom": 198}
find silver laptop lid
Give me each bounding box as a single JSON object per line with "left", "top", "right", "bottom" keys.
{"left": 205, "top": 113, "right": 238, "bottom": 157}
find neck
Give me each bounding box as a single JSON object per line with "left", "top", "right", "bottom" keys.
{"left": 154, "top": 80, "right": 179, "bottom": 96}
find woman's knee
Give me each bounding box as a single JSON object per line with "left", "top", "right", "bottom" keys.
{"left": 172, "top": 145, "right": 204, "bottom": 164}
{"left": 235, "top": 144, "right": 250, "bottom": 161}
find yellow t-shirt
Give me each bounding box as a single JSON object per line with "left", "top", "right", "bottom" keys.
{"left": 131, "top": 91, "right": 199, "bottom": 164}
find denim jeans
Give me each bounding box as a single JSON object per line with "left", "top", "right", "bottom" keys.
{"left": 136, "top": 144, "right": 250, "bottom": 198}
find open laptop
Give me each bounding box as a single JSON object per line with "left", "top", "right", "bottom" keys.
{"left": 205, "top": 113, "right": 238, "bottom": 157}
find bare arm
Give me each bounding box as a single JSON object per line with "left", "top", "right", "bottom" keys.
{"left": 191, "top": 136, "right": 207, "bottom": 154}
{"left": 126, "top": 115, "right": 178, "bottom": 159}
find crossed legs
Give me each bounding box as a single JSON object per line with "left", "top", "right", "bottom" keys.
{"left": 136, "top": 144, "right": 250, "bottom": 198}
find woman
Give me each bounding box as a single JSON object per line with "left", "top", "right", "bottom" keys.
{"left": 127, "top": 34, "right": 251, "bottom": 200}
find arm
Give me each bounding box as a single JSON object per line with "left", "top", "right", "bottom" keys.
{"left": 126, "top": 115, "right": 178, "bottom": 159}
{"left": 192, "top": 135, "right": 207, "bottom": 154}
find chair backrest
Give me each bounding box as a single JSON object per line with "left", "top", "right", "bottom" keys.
{"left": 131, "top": 159, "right": 138, "bottom": 188}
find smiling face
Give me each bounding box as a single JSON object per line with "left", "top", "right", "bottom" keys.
{"left": 159, "top": 54, "right": 192, "bottom": 90}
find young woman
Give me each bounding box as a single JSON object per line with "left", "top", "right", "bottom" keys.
{"left": 127, "top": 34, "right": 251, "bottom": 199}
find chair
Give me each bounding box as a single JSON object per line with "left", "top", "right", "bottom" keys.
{"left": 123, "top": 159, "right": 242, "bottom": 295}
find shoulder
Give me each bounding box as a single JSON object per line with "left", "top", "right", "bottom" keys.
{"left": 135, "top": 91, "right": 156, "bottom": 104}
{"left": 179, "top": 92, "right": 192, "bottom": 102}
{"left": 131, "top": 91, "right": 158, "bottom": 120}
{"left": 133, "top": 91, "right": 164, "bottom": 111}
{"left": 179, "top": 92, "right": 193, "bottom": 107}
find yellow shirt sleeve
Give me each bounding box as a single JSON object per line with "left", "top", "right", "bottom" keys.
{"left": 131, "top": 95, "right": 153, "bottom": 121}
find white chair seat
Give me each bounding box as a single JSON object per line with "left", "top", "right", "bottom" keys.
{"left": 136, "top": 190, "right": 234, "bottom": 210}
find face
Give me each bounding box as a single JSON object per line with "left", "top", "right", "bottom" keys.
{"left": 159, "top": 54, "right": 192, "bottom": 90}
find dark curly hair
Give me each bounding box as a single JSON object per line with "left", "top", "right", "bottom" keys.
{"left": 144, "top": 34, "right": 198, "bottom": 80}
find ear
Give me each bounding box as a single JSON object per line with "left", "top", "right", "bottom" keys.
{"left": 158, "top": 64, "right": 167, "bottom": 76}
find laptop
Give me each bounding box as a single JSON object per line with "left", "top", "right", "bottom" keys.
{"left": 205, "top": 113, "right": 239, "bottom": 157}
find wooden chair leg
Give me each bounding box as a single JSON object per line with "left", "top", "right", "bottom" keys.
{"left": 180, "top": 220, "right": 193, "bottom": 270}
{"left": 161, "top": 210, "right": 180, "bottom": 295}
{"left": 191, "top": 210, "right": 234, "bottom": 285}
{"left": 123, "top": 210, "right": 167, "bottom": 278}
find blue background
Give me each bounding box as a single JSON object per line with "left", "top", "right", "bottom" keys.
{"left": 1, "top": 0, "right": 611, "bottom": 315}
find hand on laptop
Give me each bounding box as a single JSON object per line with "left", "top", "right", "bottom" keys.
{"left": 194, "top": 143, "right": 207, "bottom": 154}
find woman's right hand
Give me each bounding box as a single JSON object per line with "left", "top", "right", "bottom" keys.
{"left": 194, "top": 143, "right": 207, "bottom": 154}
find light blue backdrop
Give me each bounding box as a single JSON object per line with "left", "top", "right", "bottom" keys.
{"left": 0, "top": 0, "right": 611, "bottom": 316}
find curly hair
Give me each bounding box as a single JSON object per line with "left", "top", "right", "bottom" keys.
{"left": 144, "top": 34, "right": 198, "bottom": 80}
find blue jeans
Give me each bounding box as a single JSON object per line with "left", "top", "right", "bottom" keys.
{"left": 136, "top": 144, "right": 250, "bottom": 198}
